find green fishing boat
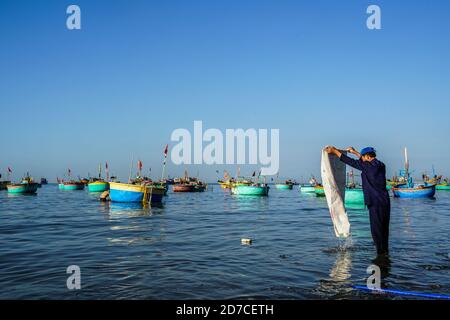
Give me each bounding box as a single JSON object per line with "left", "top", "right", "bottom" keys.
{"left": 436, "top": 184, "right": 450, "bottom": 190}
{"left": 231, "top": 184, "right": 269, "bottom": 196}
{"left": 63, "top": 181, "right": 85, "bottom": 190}
{"left": 299, "top": 184, "right": 316, "bottom": 193}
{"left": 314, "top": 185, "right": 325, "bottom": 197}
{"left": 88, "top": 181, "right": 109, "bottom": 192}
{"left": 275, "top": 183, "right": 293, "bottom": 190}
{"left": 7, "top": 176, "right": 39, "bottom": 194}
{"left": 345, "top": 188, "right": 364, "bottom": 204}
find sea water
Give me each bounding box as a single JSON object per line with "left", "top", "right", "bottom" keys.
{"left": 0, "top": 185, "right": 449, "bottom": 299}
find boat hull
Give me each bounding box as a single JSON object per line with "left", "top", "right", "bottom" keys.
{"left": 392, "top": 184, "right": 436, "bottom": 198}
{"left": 87, "top": 181, "right": 110, "bottom": 192}
{"left": 299, "top": 185, "right": 315, "bottom": 193}
{"left": 436, "top": 184, "right": 450, "bottom": 190}
{"left": 275, "top": 184, "right": 293, "bottom": 190}
{"left": 231, "top": 185, "right": 269, "bottom": 196}
{"left": 7, "top": 183, "right": 39, "bottom": 194}
{"left": 314, "top": 186, "right": 325, "bottom": 197}
{"left": 345, "top": 188, "right": 365, "bottom": 204}
{"left": 173, "top": 184, "right": 197, "bottom": 192}
{"left": 63, "top": 182, "right": 85, "bottom": 191}
{"left": 109, "top": 182, "right": 164, "bottom": 203}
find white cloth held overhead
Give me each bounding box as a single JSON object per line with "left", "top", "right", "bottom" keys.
{"left": 321, "top": 147, "right": 351, "bottom": 238}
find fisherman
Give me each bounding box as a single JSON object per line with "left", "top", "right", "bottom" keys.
{"left": 325, "top": 146, "right": 391, "bottom": 256}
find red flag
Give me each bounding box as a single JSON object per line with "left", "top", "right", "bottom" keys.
{"left": 164, "top": 144, "right": 169, "bottom": 157}
{"left": 138, "top": 160, "right": 143, "bottom": 171}
{"left": 7, "top": 167, "right": 12, "bottom": 173}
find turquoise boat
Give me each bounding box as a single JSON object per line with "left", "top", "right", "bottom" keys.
{"left": 63, "top": 181, "right": 85, "bottom": 190}
{"left": 299, "top": 184, "right": 316, "bottom": 193}
{"left": 231, "top": 184, "right": 269, "bottom": 196}
{"left": 275, "top": 183, "right": 293, "bottom": 190}
{"left": 58, "top": 183, "right": 65, "bottom": 190}
{"left": 314, "top": 185, "right": 325, "bottom": 197}
{"left": 109, "top": 182, "right": 165, "bottom": 203}
{"left": 436, "top": 183, "right": 450, "bottom": 190}
{"left": 345, "top": 188, "right": 364, "bottom": 204}
{"left": 7, "top": 175, "right": 39, "bottom": 194}
{"left": 7, "top": 176, "right": 39, "bottom": 194}
{"left": 87, "top": 181, "right": 109, "bottom": 192}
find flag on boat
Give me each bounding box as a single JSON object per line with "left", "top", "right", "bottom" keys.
{"left": 138, "top": 160, "right": 143, "bottom": 171}
{"left": 164, "top": 144, "right": 169, "bottom": 157}
{"left": 7, "top": 167, "right": 12, "bottom": 173}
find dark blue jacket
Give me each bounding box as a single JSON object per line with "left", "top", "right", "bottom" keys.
{"left": 339, "top": 154, "right": 390, "bottom": 207}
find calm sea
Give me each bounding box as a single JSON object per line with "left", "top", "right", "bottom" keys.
{"left": 0, "top": 184, "right": 449, "bottom": 299}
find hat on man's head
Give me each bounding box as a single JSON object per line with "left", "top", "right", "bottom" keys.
{"left": 360, "top": 147, "right": 376, "bottom": 156}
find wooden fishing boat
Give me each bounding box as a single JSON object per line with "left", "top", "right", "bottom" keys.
{"left": 109, "top": 182, "right": 165, "bottom": 203}
{"left": 7, "top": 176, "right": 39, "bottom": 194}
{"left": 345, "top": 187, "right": 364, "bottom": 204}
{"left": 314, "top": 185, "right": 325, "bottom": 197}
{"left": 299, "top": 184, "right": 316, "bottom": 193}
{"left": 88, "top": 180, "right": 109, "bottom": 192}
{"left": 173, "top": 184, "right": 197, "bottom": 192}
{"left": 231, "top": 184, "right": 269, "bottom": 196}
{"left": 63, "top": 181, "right": 85, "bottom": 190}
{"left": 392, "top": 184, "right": 436, "bottom": 198}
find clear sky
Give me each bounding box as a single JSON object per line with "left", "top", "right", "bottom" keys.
{"left": 1, "top": 0, "right": 450, "bottom": 182}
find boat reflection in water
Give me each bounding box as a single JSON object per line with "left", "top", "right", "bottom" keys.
{"left": 106, "top": 202, "right": 166, "bottom": 246}
{"left": 108, "top": 202, "right": 154, "bottom": 217}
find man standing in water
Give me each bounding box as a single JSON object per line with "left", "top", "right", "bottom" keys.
{"left": 325, "top": 146, "right": 391, "bottom": 256}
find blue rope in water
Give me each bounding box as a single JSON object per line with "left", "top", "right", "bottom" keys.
{"left": 352, "top": 285, "right": 450, "bottom": 300}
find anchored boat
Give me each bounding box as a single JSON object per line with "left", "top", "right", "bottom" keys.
{"left": 7, "top": 175, "right": 39, "bottom": 194}
{"left": 63, "top": 181, "right": 85, "bottom": 190}
{"left": 393, "top": 184, "right": 436, "bottom": 198}
{"left": 87, "top": 163, "right": 110, "bottom": 192}
{"left": 231, "top": 183, "right": 269, "bottom": 196}
{"left": 345, "top": 187, "right": 364, "bottom": 204}
{"left": 109, "top": 182, "right": 165, "bottom": 203}
{"left": 392, "top": 148, "right": 436, "bottom": 199}
{"left": 88, "top": 180, "right": 109, "bottom": 192}
{"left": 299, "top": 184, "right": 316, "bottom": 193}
{"left": 314, "top": 185, "right": 325, "bottom": 197}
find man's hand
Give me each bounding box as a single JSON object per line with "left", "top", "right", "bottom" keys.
{"left": 325, "top": 146, "right": 342, "bottom": 158}
{"left": 325, "top": 146, "right": 335, "bottom": 154}
{"left": 346, "top": 147, "right": 361, "bottom": 158}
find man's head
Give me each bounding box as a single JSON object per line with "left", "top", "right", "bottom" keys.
{"left": 360, "top": 147, "right": 376, "bottom": 162}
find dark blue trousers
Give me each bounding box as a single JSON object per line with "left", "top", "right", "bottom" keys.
{"left": 368, "top": 204, "right": 390, "bottom": 255}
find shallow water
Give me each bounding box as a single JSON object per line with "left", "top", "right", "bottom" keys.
{"left": 0, "top": 185, "right": 449, "bottom": 299}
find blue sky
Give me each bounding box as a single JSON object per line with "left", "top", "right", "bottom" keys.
{"left": 1, "top": 0, "right": 450, "bottom": 182}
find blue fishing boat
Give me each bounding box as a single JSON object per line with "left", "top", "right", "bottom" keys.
{"left": 109, "top": 182, "right": 165, "bottom": 203}
{"left": 392, "top": 148, "right": 436, "bottom": 199}
{"left": 393, "top": 184, "right": 436, "bottom": 198}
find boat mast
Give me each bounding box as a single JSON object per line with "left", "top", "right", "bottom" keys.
{"left": 128, "top": 155, "right": 134, "bottom": 183}
{"left": 404, "top": 147, "right": 410, "bottom": 185}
